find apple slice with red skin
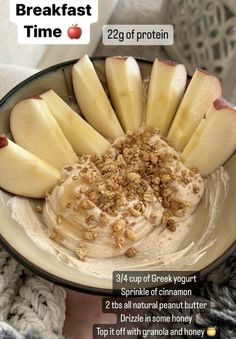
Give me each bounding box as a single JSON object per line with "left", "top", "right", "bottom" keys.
{"left": 167, "top": 68, "right": 222, "bottom": 151}
{"left": 40, "top": 90, "right": 110, "bottom": 155}
{"left": 0, "top": 137, "right": 8, "bottom": 148}
{"left": 0, "top": 137, "right": 60, "bottom": 198}
{"left": 72, "top": 55, "right": 124, "bottom": 141}
{"left": 105, "top": 56, "right": 144, "bottom": 132}
{"left": 146, "top": 58, "right": 187, "bottom": 136}
{"left": 10, "top": 97, "right": 78, "bottom": 170}
{"left": 181, "top": 97, "right": 236, "bottom": 176}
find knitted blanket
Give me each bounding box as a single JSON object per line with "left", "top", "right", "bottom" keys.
{"left": 0, "top": 245, "right": 65, "bottom": 339}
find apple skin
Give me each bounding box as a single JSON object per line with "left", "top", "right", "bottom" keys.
{"left": 0, "top": 136, "right": 8, "bottom": 148}
{"left": 213, "top": 97, "right": 232, "bottom": 110}
{"left": 67, "top": 25, "right": 82, "bottom": 39}
{"left": 0, "top": 138, "right": 60, "bottom": 198}
{"left": 167, "top": 68, "right": 222, "bottom": 151}
{"left": 181, "top": 96, "right": 236, "bottom": 176}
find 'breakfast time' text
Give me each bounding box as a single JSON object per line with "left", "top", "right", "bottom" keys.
{"left": 15, "top": 4, "right": 92, "bottom": 16}
{"left": 9, "top": 0, "right": 98, "bottom": 44}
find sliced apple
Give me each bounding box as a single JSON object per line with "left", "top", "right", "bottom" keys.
{"left": 40, "top": 90, "right": 110, "bottom": 155}
{"left": 105, "top": 56, "right": 144, "bottom": 132}
{"left": 167, "top": 69, "right": 222, "bottom": 151}
{"left": 146, "top": 58, "right": 187, "bottom": 136}
{"left": 0, "top": 137, "right": 60, "bottom": 198}
{"left": 181, "top": 97, "right": 236, "bottom": 176}
{"left": 10, "top": 97, "right": 78, "bottom": 170}
{"left": 72, "top": 55, "right": 124, "bottom": 141}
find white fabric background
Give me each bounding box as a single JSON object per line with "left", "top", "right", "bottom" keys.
{"left": 0, "top": 0, "right": 118, "bottom": 69}
{"left": 0, "top": 65, "right": 38, "bottom": 97}
{"left": 0, "top": 1, "right": 47, "bottom": 68}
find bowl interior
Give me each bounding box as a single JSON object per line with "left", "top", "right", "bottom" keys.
{"left": 0, "top": 58, "right": 235, "bottom": 293}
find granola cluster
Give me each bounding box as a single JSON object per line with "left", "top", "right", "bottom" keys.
{"left": 43, "top": 128, "right": 204, "bottom": 261}
{"left": 79, "top": 128, "right": 201, "bottom": 224}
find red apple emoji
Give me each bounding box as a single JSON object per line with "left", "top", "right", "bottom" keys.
{"left": 67, "top": 24, "right": 82, "bottom": 39}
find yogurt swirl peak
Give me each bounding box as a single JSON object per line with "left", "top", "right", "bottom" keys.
{"left": 43, "top": 128, "right": 204, "bottom": 260}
